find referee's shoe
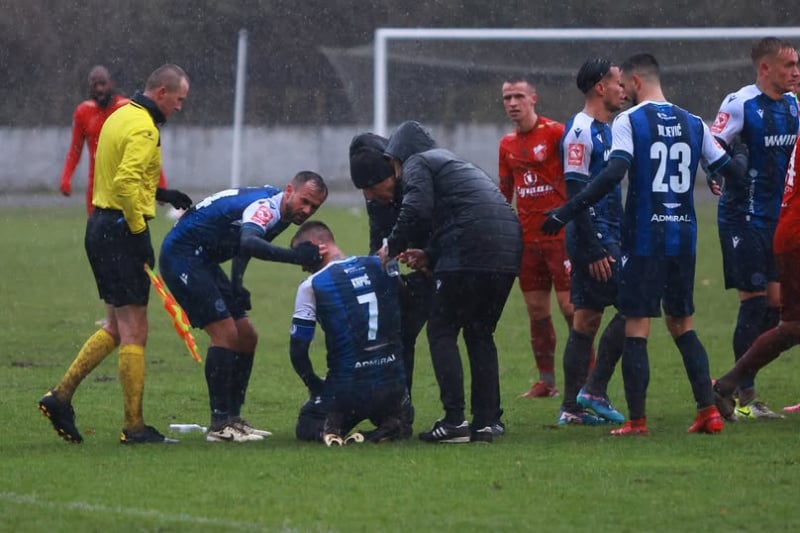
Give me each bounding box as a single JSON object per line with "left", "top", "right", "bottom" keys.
{"left": 39, "top": 390, "right": 83, "bottom": 443}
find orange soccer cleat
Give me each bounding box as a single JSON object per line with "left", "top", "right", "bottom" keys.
{"left": 610, "top": 418, "right": 648, "bottom": 436}
{"left": 687, "top": 405, "right": 724, "bottom": 434}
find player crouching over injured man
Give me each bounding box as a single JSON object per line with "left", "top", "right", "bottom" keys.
{"left": 289, "top": 221, "right": 412, "bottom": 446}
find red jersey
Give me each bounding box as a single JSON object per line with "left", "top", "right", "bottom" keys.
{"left": 499, "top": 116, "right": 566, "bottom": 242}
{"left": 59, "top": 94, "right": 166, "bottom": 214}
{"left": 774, "top": 137, "right": 800, "bottom": 254}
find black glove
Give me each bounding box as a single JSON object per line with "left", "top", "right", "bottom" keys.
{"left": 232, "top": 285, "right": 252, "bottom": 312}
{"left": 730, "top": 140, "right": 749, "bottom": 163}
{"left": 308, "top": 375, "right": 325, "bottom": 397}
{"left": 541, "top": 209, "right": 568, "bottom": 236}
{"left": 130, "top": 228, "right": 155, "bottom": 268}
{"left": 156, "top": 188, "right": 193, "bottom": 210}
{"left": 293, "top": 241, "right": 322, "bottom": 268}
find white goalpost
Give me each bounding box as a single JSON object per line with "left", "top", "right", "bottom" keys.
{"left": 372, "top": 26, "right": 800, "bottom": 137}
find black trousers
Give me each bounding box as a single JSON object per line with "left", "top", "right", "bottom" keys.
{"left": 399, "top": 271, "right": 434, "bottom": 393}
{"left": 426, "top": 270, "right": 516, "bottom": 428}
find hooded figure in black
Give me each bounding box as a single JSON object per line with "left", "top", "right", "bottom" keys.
{"left": 348, "top": 132, "right": 434, "bottom": 409}
{"left": 382, "top": 120, "right": 522, "bottom": 443}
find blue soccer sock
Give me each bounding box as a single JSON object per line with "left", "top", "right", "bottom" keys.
{"left": 585, "top": 312, "right": 625, "bottom": 396}
{"left": 764, "top": 306, "right": 780, "bottom": 331}
{"left": 675, "top": 330, "right": 713, "bottom": 409}
{"left": 562, "top": 329, "right": 593, "bottom": 412}
{"left": 231, "top": 351, "right": 254, "bottom": 417}
{"left": 621, "top": 337, "right": 649, "bottom": 420}
{"left": 205, "top": 346, "right": 236, "bottom": 426}
{"left": 734, "top": 296, "right": 767, "bottom": 391}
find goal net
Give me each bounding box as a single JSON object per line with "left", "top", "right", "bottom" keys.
{"left": 321, "top": 27, "right": 800, "bottom": 136}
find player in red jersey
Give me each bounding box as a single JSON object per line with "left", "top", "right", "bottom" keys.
{"left": 714, "top": 124, "right": 800, "bottom": 417}
{"left": 499, "top": 75, "right": 573, "bottom": 398}
{"left": 59, "top": 65, "right": 166, "bottom": 215}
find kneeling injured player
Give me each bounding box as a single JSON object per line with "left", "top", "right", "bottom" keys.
{"left": 289, "top": 221, "right": 412, "bottom": 446}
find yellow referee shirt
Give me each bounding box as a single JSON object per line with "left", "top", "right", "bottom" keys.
{"left": 93, "top": 99, "right": 162, "bottom": 234}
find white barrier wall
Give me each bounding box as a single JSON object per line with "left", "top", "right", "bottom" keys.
{"left": 0, "top": 124, "right": 509, "bottom": 193}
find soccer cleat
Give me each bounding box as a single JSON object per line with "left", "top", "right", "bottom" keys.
{"left": 610, "top": 418, "right": 648, "bottom": 436}
{"left": 230, "top": 417, "right": 273, "bottom": 437}
{"left": 735, "top": 400, "right": 784, "bottom": 420}
{"left": 687, "top": 405, "right": 724, "bottom": 434}
{"left": 39, "top": 390, "right": 83, "bottom": 444}
{"left": 121, "top": 425, "right": 180, "bottom": 444}
{"left": 558, "top": 408, "right": 610, "bottom": 426}
{"left": 323, "top": 433, "right": 344, "bottom": 447}
{"left": 470, "top": 426, "right": 494, "bottom": 443}
{"left": 520, "top": 380, "right": 559, "bottom": 398}
{"left": 713, "top": 383, "right": 737, "bottom": 421}
{"left": 205, "top": 424, "right": 262, "bottom": 443}
{"left": 344, "top": 432, "right": 365, "bottom": 445}
{"left": 576, "top": 387, "right": 625, "bottom": 423}
{"left": 419, "top": 419, "right": 471, "bottom": 444}
{"left": 363, "top": 418, "right": 412, "bottom": 443}
{"left": 782, "top": 403, "right": 800, "bottom": 414}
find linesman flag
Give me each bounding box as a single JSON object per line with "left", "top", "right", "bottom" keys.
{"left": 144, "top": 265, "right": 202, "bottom": 363}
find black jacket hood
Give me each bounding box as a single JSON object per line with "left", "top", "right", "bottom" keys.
{"left": 384, "top": 121, "right": 436, "bottom": 163}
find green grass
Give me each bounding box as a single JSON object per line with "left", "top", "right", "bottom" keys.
{"left": 2, "top": 200, "right": 800, "bottom": 532}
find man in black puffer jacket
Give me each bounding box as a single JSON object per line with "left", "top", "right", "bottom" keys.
{"left": 380, "top": 121, "right": 523, "bottom": 443}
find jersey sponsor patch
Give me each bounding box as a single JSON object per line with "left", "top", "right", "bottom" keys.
{"left": 250, "top": 204, "right": 274, "bottom": 227}
{"left": 711, "top": 112, "right": 730, "bottom": 134}
{"left": 567, "top": 143, "right": 585, "bottom": 167}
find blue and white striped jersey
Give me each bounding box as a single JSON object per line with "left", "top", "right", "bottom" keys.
{"left": 562, "top": 110, "right": 622, "bottom": 249}
{"left": 712, "top": 84, "right": 800, "bottom": 229}
{"left": 291, "top": 256, "right": 404, "bottom": 388}
{"left": 610, "top": 100, "right": 727, "bottom": 257}
{"left": 161, "top": 186, "right": 290, "bottom": 263}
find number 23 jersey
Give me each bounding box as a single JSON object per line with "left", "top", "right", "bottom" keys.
{"left": 610, "top": 100, "right": 727, "bottom": 257}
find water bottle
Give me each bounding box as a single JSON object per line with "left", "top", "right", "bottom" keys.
{"left": 382, "top": 238, "right": 400, "bottom": 277}
{"left": 169, "top": 423, "right": 207, "bottom": 433}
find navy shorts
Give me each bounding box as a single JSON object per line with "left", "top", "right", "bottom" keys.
{"left": 569, "top": 242, "right": 620, "bottom": 312}
{"left": 617, "top": 254, "right": 695, "bottom": 318}
{"left": 158, "top": 247, "right": 247, "bottom": 329}
{"left": 718, "top": 225, "right": 777, "bottom": 292}
{"left": 85, "top": 209, "right": 150, "bottom": 307}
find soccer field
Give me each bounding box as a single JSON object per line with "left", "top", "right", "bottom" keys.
{"left": 2, "top": 200, "right": 799, "bottom": 532}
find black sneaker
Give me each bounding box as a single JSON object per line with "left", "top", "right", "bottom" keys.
{"left": 38, "top": 390, "right": 83, "bottom": 443}
{"left": 470, "top": 426, "right": 494, "bottom": 443}
{"left": 419, "top": 419, "right": 470, "bottom": 443}
{"left": 120, "top": 425, "right": 180, "bottom": 444}
{"left": 490, "top": 419, "right": 506, "bottom": 437}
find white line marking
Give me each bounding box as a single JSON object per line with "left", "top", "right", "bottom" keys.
{"left": 0, "top": 491, "right": 272, "bottom": 531}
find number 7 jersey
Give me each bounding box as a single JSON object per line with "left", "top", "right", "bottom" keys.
{"left": 610, "top": 100, "right": 728, "bottom": 257}
{"left": 291, "top": 256, "right": 404, "bottom": 385}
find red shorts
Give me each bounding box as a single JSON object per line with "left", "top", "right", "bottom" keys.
{"left": 777, "top": 250, "right": 800, "bottom": 322}
{"left": 518, "top": 240, "right": 571, "bottom": 292}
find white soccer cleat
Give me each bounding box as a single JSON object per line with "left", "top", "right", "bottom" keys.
{"left": 231, "top": 417, "right": 273, "bottom": 438}
{"left": 323, "top": 433, "right": 344, "bottom": 447}
{"left": 206, "top": 424, "right": 264, "bottom": 443}
{"left": 344, "top": 432, "right": 365, "bottom": 445}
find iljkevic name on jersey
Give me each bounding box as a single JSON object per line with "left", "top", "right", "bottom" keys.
{"left": 657, "top": 124, "right": 682, "bottom": 137}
